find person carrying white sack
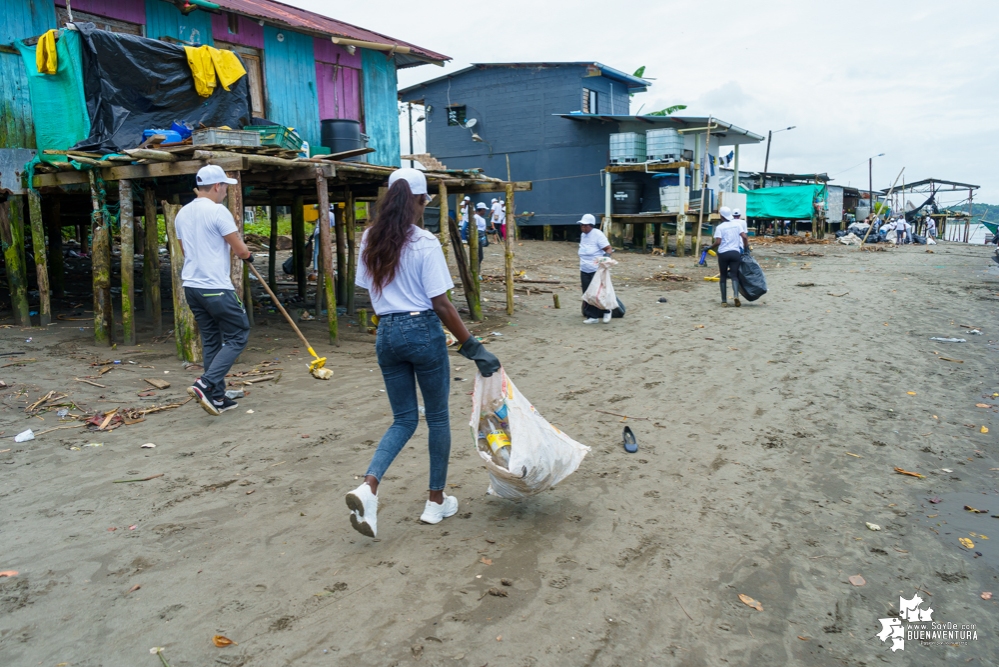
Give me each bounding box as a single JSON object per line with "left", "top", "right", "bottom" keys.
{"left": 577, "top": 213, "right": 614, "bottom": 324}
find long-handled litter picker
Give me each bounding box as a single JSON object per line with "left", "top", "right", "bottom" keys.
{"left": 245, "top": 262, "right": 333, "bottom": 380}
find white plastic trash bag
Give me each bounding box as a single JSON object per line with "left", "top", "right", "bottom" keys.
{"left": 470, "top": 369, "right": 590, "bottom": 499}
{"left": 582, "top": 256, "right": 618, "bottom": 311}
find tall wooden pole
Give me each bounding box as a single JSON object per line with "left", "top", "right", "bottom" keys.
{"left": 0, "top": 198, "right": 30, "bottom": 325}
{"left": 268, "top": 202, "right": 278, "bottom": 293}
{"left": 334, "top": 193, "right": 348, "bottom": 305}
{"left": 163, "top": 201, "right": 201, "bottom": 362}
{"left": 345, "top": 189, "right": 357, "bottom": 315}
{"left": 694, "top": 117, "right": 713, "bottom": 258}
{"left": 44, "top": 195, "right": 63, "bottom": 298}
{"left": 26, "top": 190, "right": 51, "bottom": 325}
{"left": 143, "top": 185, "right": 162, "bottom": 336}
{"left": 89, "top": 172, "right": 113, "bottom": 344}
{"left": 675, "top": 166, "right": 686, "bottom": 257}
{"left": 438, "top": 181, "right": 449, "bottom": 262}
{"left": 118, "top": 180, "right": 135, "bottom": 344}
{"left": 504, "top": 183, "right": 515, "bottom": 316}
{"left": 226, "top": 171, "right": 244, "bottom": 297}
{"left": 966, "top": 188, "right": 973, "bottom": 244}
{"left": 291, "top": 196, "right": 306, "bottom": 299}
{"left": 316, "top": 171, "right": 338, "bottom": 344}
{"left": 467, "top": 202, "right": 482, "bottom": 321}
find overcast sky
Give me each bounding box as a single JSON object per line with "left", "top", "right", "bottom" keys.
{"left": 301, "top": 0, "right": 996, "bottom": 205}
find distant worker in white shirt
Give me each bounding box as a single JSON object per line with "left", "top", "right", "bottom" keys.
{"left": 489, "top": 197, "right": 503, "bottom": 241}
{"left": 578, "top": 213, "right": 614, "bottom": 323}
{"left": 177, "top": 165, "right": 253, "bottom": 416}
{"left": 708, "top": 207, "right": 749, "bottom": 307}
{"left": 925, "top": 215, "right": 936, "bottom": 240}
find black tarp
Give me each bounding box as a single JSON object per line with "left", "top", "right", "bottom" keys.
{"left": 73, "top": 24, "right": 252, "bottom": 153}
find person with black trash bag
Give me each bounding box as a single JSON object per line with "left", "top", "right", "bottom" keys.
{"left": 708, "top": 207, "right": 749, "bottom": 307}
{"left": 345, "top": 168, "right": 500, "bottom": 539}
{"left": 577, "top": 213, "right": 614, "bottom": 324}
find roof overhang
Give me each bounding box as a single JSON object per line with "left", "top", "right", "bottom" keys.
{"left": 881, "top": 177, "right": 980, "bottom": 194}
{"left": 400, "top": 62, "right": 651, "bottom": 98}
{"left": 557, "top": 114, "right": 765, "bottom": 145}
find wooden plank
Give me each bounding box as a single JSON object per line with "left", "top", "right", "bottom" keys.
{"left": 32, "top": 157, "right": 248, "bottom": 188}
{"left": 316, "top": 171, "right": 338, "bottom": 344}
{"left": 240, "top": 163, "right": 334, "bottom": 184}
{"left": 119, "top": 180, "right": 136, "bottom": 345}
{"left": 606, "top": 161, "right": 690, "bottom": 173}
{"left": 163, "top": 202, "right": 201, "bottom": 362}
{"left": 27, "top": 190, "right": 51, "bottom": 326}
{"left": 435, "top": 181, "right": 532, "bottom": 194}
{"left": 89, "top": 173, "right": 113, "bottom": 344}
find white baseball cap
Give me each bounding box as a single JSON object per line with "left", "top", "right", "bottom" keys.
{"left": 388, "top": 167, "right": 431, "bottom": 201}
{"left": 491, "top": 198, "right": 498, "bottom": 203}
{"left": 577, "top": 213, "right": 596, "bottom": 226}
{"left": 475, "top": 202, "right": 487, "bottom": 210}
{"left": 196, "top": 164, "right": 238, "bottom": 186}
{"left": 463, "top": 195, "right": 471, "bottom": 201}
{"left": 733, "top": 209, "right": 742, "bottom": 217}
{"left": 719, "top": 206, "right": 733, "bottom": 221}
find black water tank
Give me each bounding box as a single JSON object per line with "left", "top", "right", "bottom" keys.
{"left": 612, "top": 180, "right": 642, "bottom": 214}
{"left": 321, "top": 119, "right": 363, "bottom": 156}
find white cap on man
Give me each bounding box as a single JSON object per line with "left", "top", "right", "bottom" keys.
{"left": 577, "top": 213, "right": 596, "bottom": 227}
{"left": 733, "top": 209, "right": 742, "bottom": 217}
{"left": 719, "top": 206, "right": 733, "bottom": 221}
{"left": 463, "top": 195, "right": 471, "bottom": 201}
{"left": 196, "top": 164, "right": 238, "bottom": 186}
{"left": 387, "top": 167, "right": 431, "bottom": 201}
{"left": 475, "top": 202, "right": 487, "bottom": 210}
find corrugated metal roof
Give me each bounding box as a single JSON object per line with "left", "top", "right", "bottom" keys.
{"left": 400, "top": 62, "right": 650, "bottom": 96}
{"left": 557, "top": 114, "right": 765, "bottom": 144}
{"left": 212, "top": 0, "right": 448, "bottom": 64}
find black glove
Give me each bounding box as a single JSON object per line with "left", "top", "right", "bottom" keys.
{"left": 242, "top": 252, "right": 254, "bottom": 263}
{"left": 458, "top": 337, "right": 500, "bottom": 378}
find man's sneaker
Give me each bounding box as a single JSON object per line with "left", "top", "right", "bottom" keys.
{"left": 602, "top": 313, "right": 612, "bottom": 323}
{"left": 345, "top": 483, "right": 378, "bottom": 538}
{"left": 187, "top": 381, "right": 220, "bottom": 416}
{"left": 420, "top": 494, "right": 458, "bottom": 524}
{"left": 583, "top": 317, "right": 600, "bottom": 324}
{"left": 214, "top": 396, "right": 239, "bottom": 413}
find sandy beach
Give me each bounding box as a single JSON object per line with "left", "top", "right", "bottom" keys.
{"left": 2, "top": 238, "right": 999, "bottom": 666}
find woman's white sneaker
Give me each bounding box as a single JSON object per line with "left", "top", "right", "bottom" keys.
{"left": 583, "top": 318, "right": 600, "bottom": 324}
{"left": 345, "top": 483, "right": 378, "bottom": 538}
{"left": 420, "top": 494, "right": 458, "bottom": 524}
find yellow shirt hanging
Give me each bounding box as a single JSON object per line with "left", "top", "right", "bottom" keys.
{"left": 184, "top": 45, "right": 246, "bottom": 97}
{"left": 36, "top": 29, "right": 59, "bottom": 75}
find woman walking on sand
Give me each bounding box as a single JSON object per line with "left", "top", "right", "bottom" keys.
{"left": 708, "top": 208, "right": 749, "bottom": 307}
{"left": 345, "top": 168, "right": 501, "bottom": 538}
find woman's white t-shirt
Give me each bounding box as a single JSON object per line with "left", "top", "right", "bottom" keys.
{"left": 714, "top": 220, "right": 744, "bottom": 254}
{"left": 355, "top": 226, "right": 454, "bottom": 315}
{"left": 578, "top": 228, "right": 611, "bottom": 272}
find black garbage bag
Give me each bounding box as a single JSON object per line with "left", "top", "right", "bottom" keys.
{"left": 835, "top": 230, "right": 848, "bottom": 238}
{"left": 612, "top": 297, "right": 625, "bottom": 318}
{"left": 737, "top": 252, "right": 768, "bottom": 302}
{"left": 912, "top": 234, "right": 926, "bottom": 245}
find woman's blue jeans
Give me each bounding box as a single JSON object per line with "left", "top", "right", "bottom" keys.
{"left": 365, "top": 311, "right": 452, "bottom": 491}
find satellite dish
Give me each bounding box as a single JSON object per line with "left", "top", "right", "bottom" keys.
{"left": 464, "top": 118, "right": 478, "bottom": 128}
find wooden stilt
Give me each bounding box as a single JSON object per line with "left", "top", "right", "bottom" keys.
{"left": 78, "top": 222, "right": 88, "bottom": 255}
{"left": 27, "top": 190, "right": 51, "bottom": 325}
{"left": 89, "top": 172, "right": 113, "bottom": 344}
{"left": 448, "top": 214, "right": 479, "bottom": 319}
{"left": 44, "top": 195, "right": 63, "bottom": 298}
{"left": 543, "top": 224, "right": 552, "bottom": 242}
{"left": 244, "top": 262, "right": 254, "bottom": 326}
{"left": 291, "top": 196, "right": 306, "bottom": 299}
{"left": 693, "top": 118, "right": 713, "bottom": 258}
{"left": 268, "top": 203, "right": 278, "bottom": 293}
{"left": 142, "top": 185, "right": 162, "bottom": 336}
{"left": 654, "top": 223, "right": 662, "bottom": 250}
{"left": 676, "top": 214, "right": 687, "bottom": 257}
{"left": 345, "top": 189, "right": 356, "bottom": 315}
{"left": 467, "top": 198, "right": 482, "bottom": 321}
{"left": 505, "top": 183, "right": 515, "bottom": 316}
{"left": 0, "top": 198, "right": 30, "bottom": 325}
{"left": 118, "top": 180, "right": 135, "bottom": 344}
{"left": 162, "top": 201, "right": 201, "bottom": 362}
{"left": 334, "top": 193, "right": 347, "bottom": 305}
{"left": 316, "top": 170, "right": 338, "bottom": 344}
{"left": 438, "top": 182, "right": 450, "bottom": 261}
{"left": 226, "top": 171, "right": 244, "bottom": 298}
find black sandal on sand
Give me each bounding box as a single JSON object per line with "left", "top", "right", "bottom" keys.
{"left": 623, "top": 426, "right": 638, "bottom": 454}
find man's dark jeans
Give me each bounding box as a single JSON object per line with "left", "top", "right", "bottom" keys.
{"left": 184, "top": 288, "right": 250, "bottom": 401}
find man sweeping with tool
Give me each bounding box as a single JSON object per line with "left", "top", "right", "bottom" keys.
{"left": 178, "top": 165, "right": 253, "bottom": 416}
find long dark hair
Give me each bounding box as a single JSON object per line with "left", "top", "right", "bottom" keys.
{"left": 362, "top": 179, "right": 424, "bottom": 295}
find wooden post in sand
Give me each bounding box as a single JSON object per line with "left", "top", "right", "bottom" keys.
{"left": 438, "top": 181, "right": 450, "bottom": 262}
{"left": 505, "top": 183, "right": 515, "bottom": 315}
{"left": 226, "top": 171, "right": 244, "bottom": 301}
{"left": 118, "top": 180, "right": 136, "bottom": 345}
{"left": 89, "top": 171, "right": 113, "bottom": 344}
{"left": 291, "top": 196, "right": 306, "bottom": 300}
{"left": 345, "top": 189, "right": 357, "bottom": 315}
{"left": 316, "top": 170, "right": 338, "bottom": 344}
{"left": 467, "top": 199, "right": 483, "bottom": 321}
{"left": 693, "top": 118, "right": 713, "bottom": 258}
{"left": 26, "top": 189, "right": 51, "bottom": 325}
{"left": 163, "top": 201, "right": 201, "bottom": 362}
{"left": 335, "top": 192, "right": 348, "bottom": 306}
{"left": 143, "top": 185, "right": 162, "bottom": 336}
{"left": 0, "top": 197, "right": 29, "bottom": 325}
{"left": 268, "top": 202, "right": 278, "bottom": 293}
{"left": 675, "top": 166, "right": 687, "bottom": 257}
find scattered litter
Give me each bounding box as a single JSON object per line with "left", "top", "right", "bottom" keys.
{"left": 57, "top": 408, "right": 69, "bottom": 418}
{"left": 480, "top": 557, "right": 493, "bottom": 565}
{"left": 928, "top": 497, "right": 942, "bottom": 504}
{"left": 140, "top": 443, "right": 156, "bottom": 449}
{"left": 959, "top": 537, "right": 975, "bottom": 549}
{"left": 479, "top": 587, "right": 508, "bottom": 600}
{"left": 866, "top": 522, "right": 882, "bottom": 531}
{"left": 143, "top": 378, "right": 171, "bottom": 390}
{"left": 907, "top": 391, "right": 917, "bottom": 396}
{"left": 225, "top": 389, "right": 245, "bottom": 399}
{"left": 738, "top": 593, "right": 763, "bottom": 611}
{"left": 246, "top": 409, "right": 254, "bottom": 414}
{"left": 846, "top": 452, "right": 862, "bottom": 458}
{"left": 929, "top": 337, "right": 966, "bottom": 343}
{"left": 976, "top": 403, "right": 992, "bottom": 408}
{"left": 940, "top": 357, "right": 963, "bottom": 363}
{"left": 827, "top": 291, "right": 849, "bottom": 297}
{"left": 982, "top": 592, "right": 993, "bottom": 600}
{"left": 212, "top": 635, "right": 237, "bottom": 647}
{"left": 942, "top": 468, "right": 953, "bottom": 473}
{"left": 83, "top": 443, "right": 103, "bottom": 448}
{"left": 796, "top": 282, "right": 815, "bottom": 287}
{"left": 969, "top": 329, "right": 983, "bottom": 335}
{"left": 848, "top": 575, "right": 866, "bottom": 587}
{"left": 0, "top": 571, "right": 18, "bottom": 578}
{"left": 114, "top": 473, "right": 163, "bottom": 483}
{"left": 13, "top": 429, "right": 34, "bottom": 443}
{"left": 965, "top": 506, "right": 989, "bottom": 514}
{"left": 894, "top": 466, "right": 925, "bottom": 479}
{"left": 982, "top": 426, "right": 990, "bottom": 434}
{"left": 127, "top": 584, "right": 141, "bottom": 594}
{"left": 490, "top": 332, "right": 503, "bottom": 337}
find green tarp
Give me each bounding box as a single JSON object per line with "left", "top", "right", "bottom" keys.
{"left": 746, "top": 184, "right": 827, "bottom": 220}
{"left": 15, "top": 30, "right": 90, "bottom": 162}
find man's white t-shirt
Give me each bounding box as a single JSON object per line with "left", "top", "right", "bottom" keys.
{"left": 714, "top": 220, "right": 744, "bottom": 254}
{"left": 474, "top": 214, "right": 487, "bottom": 231}
{"left": 175, "top": 197, "right": 238, "bottom": 290}
{"left": 579, "top": 227, "right": 610, "bottom": 272}
{"left": 355, "top": 226, "right": 455, "bottom": 315}
{"left": 927, "top": 217, "right": 936, "bottom": 233}
{"left": 735, "top": 217, "right": 748, "bottom": 235}
{"left": 490, "top": 201, "right": 503, "bottom": 225}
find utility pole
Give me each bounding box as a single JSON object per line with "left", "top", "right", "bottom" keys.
{"left": 869, "top": 158, "right": 873, "bottom": 221}
{"left": 407, "top": 102, "right": 414, "bottom": 169}
{"left": 761, "top": 130, "right": 772, "bottom": 189}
